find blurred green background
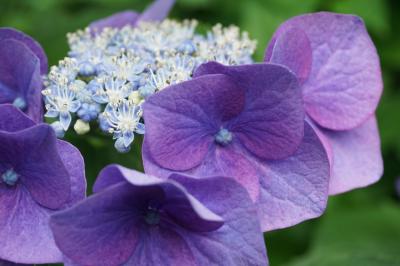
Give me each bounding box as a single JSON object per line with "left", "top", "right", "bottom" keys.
{"left": 1, "top": 0, "right": 400, "bottom": 265}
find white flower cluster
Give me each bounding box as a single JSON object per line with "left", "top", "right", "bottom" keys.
{"left": 42, "top": 19, "right": 256, "bottom": 152}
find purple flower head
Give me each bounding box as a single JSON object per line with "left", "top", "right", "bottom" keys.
{"left": 264, "top": 12, "right": 383, "bottom": 194}
{"left": 142, "top": 65, "right": 330, "bottom": 231}
{"left": 50, "top": 165, "right": 268, "bottom": 266}
{"left": 0, "top": 105, "right": 86, "bottom": 264}
{"left": 0, "top": 28, "right": 47, "bottom": 123}
{"left": 89, "top": 0, "right": 175, "bottom": 33}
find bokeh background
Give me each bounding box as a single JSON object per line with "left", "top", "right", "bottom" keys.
{"left": 1, "top": 0, "right": 400, "bottom": 265}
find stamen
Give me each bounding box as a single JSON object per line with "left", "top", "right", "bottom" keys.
{"left": 145, "top": 206, "right": 161, "bottom": 225}
{"left": 13, "top": 97, "right": 27, "bottom": 110}
{"left": 2, "top": 169, "right": 19, "bottom": 186}
{"left": 215, "top": 128, "right": 233, "bottom": 146}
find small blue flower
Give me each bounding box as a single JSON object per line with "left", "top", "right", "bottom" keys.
{"left": 43, "top": 85, "right": 81, "bottom": 130}
{"left": 92, "top": 76, "right": 132, "bottom": 106}
{"left": 102, "top": 100, "right": 144, "bottom": 152}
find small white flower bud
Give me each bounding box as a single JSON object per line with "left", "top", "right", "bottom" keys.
{"left": 74, "top": 119, "right": 90, "bottom": 135}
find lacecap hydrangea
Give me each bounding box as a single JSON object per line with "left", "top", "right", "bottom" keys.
{"left": 43, "top": 18, "right": 256, "bottom": 152}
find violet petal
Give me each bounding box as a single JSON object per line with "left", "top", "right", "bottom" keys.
{"left": 169, "top": 175, "right": 269, "bottom": 265}
{"left": 194, "top": 62, "right": 305, "bottom": 160}
{"left": 0, "top": 187, "right": 62, "bottom": 263}
{"left": 143, "top": 74, "right": 245, "bottom": 171}
{"left": 0, "top": 27, "right": 48, "bottom": 75}
{"left": 256, "top": 121, "right": 330, "bottom": 231}
{"left": 50, "top": 183, "right": 141, "bottom": 266}
{"left": 0, "top": 39, "right": 43, "bottom": 123}
{"left": 145, "top": 121, "right": 330, "bottom": 232}
{"left": 95, "top": 165, "right": 224, "bottom": 232}
{"left": 0, "top": 125, "right": 71, "bottom": 209}
{"left": 57, "top": 140, "right": 87, "bottom": 206}
{"left": 313, "top": 116, "right": 383, "bottom": 195}
{"left": 266, "top": 27, "right": 312, "bottom": 85}
{"left": 266, "top": 12, "right": 382, "bottom": 130}
{"left": 89, "top": 11, "right": 139, "bottom": 32}
{"left": 0, "top": 105, "right": 35, "bottom": 132}
{"left": 139, "top": 0, "right": 176, "bottom": 23}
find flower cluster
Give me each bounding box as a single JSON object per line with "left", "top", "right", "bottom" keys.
{"left": 42, "top": 19, "right": 256, "bottom": 152}
{"left": 0, "top": 0, "right": 384, "bottom": 265}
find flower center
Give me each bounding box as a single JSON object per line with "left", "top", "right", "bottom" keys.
{"left": 56, "top": 97, "right": 70, "bottom": 112}
{"left": 215, "top": 128, "right": 233, "bottom": 146}
{"left": 13, "top": 97, "right": 27, "bottom": 110}
{"left": 145, "top": 206, "right": 160, "bottom": 225}
{"left": 1, "top": 169, "right": 19, "bottom": 186}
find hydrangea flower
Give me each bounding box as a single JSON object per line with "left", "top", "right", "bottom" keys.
{"left": 0, "top": 105, "right": 86, "bottom": 264}
{"left": 264, "top": 12, "right": 383, "bottom": 194}
{"left": 50, "top": 165, "right": 268, "bottom": 266}
{"left": 103, "top": 100, "right": 145, "bottom": 153}
{"left": 0, "top": 28, "right": 47, "bottom": 123}
{"left": 142, "top": 65, "right": 330, "bottom": 231}
{"left": 43, "top": 0, "right": 256, "bottom": 152}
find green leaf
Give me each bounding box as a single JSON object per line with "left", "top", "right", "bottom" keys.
{"left": 287, "top": 203, "right": 400, "bottom": 266}
{"left": 289, "top": 252, "right": 400, "bottom": 266}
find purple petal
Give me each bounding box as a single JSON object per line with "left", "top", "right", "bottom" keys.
{"left": 95, "top": 165, "right": 224, "bottom": 232}
{"left": 146, "top": 121, "right": 331, "bottom": 232}
{"left": 144, "top": 144, "right": 260, "bottom": 201}
{"left": 92, "top": 163, "right": 125, "bottom": 193}
{"left": 50, "top": 183, "right": 141, "bottom": 266}
{"left": 196, "top": 146, "right": 260, "bottom": 201}
{"left": 0, "top": 39, "right": 43, "bottom": 123}
{"left": 257, "top": 121, "right": 330, "bottom": 231}
{"left": 266, "top": 12, "right": 382, "bottom": 130}
{"left": 0, "top": 84, "right": 15, "bottom": 104}
{"left": 0, "top": 28, "right": 48, "bottom": 75}
{"left": 51, "top": 169, "right": 225, "bottom": 265}
{"left": 169, "top": 175, "right": 269, "bottom": 265}
{"left": 143, "top": 74, "right": 245, "bottom": 171}
{"left": 0, "top": 125, "right": 71, "bottom": 209}
{"left": 139, "top": 0, "right": 176, "bottom": 23}
{"left": 0, "top": 187, "right": 62, "bottom": 263}
{"left": 265, "top": 27, "right": 312, "bottom": 84}
{"left": 125, "top": 227, "right": 196, "bottom": 266}
{"left": 56, "top": 140, "right": 87, "bottom": 206}
{"left": 0, "top": 105, "right": 35, "bottom": 132}
{"left": 89, "top": 11, "right": 139, "bottom": 33}
{"left": 194, "top": 62, "right": 304, "bottom": 160}
{"left": 314, "top": 116, "right": 383, "bottom": 195}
